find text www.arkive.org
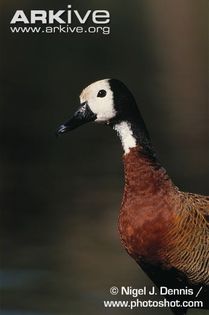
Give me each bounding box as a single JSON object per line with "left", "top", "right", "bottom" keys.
{"left": 10, "top": 25, "right": 110, "bottom": 35}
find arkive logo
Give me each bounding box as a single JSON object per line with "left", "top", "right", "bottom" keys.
{"left": 10, "top": 4, "right": 111, "bottom": 35}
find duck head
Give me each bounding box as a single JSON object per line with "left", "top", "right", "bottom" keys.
{"left": 56, "top": 79, "right": 152, "bottom": 155}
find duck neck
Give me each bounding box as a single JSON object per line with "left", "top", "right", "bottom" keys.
{"left": 122, "top": 146, "right": 172, "bottom": 195}
{"left": 112, "top": 116, "right": 172, "bottom": 194}
{"left": 112, "top": 111, "right": 155, "bottom": 158}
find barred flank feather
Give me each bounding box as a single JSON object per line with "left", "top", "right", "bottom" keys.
{"left": 165, "top": 193, "right": 209, "bottom": 284}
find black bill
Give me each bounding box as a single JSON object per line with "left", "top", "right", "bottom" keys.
{"left": 56, "top": 102, "right": 96, "bottom": 136}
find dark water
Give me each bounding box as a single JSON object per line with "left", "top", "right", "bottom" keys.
{"left": 1, "top": 1, "right": 208, "bottom": 314}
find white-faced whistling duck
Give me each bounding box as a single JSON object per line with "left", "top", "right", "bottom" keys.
{"left": 57, "top": 79, "right": 209, "bottom": 315}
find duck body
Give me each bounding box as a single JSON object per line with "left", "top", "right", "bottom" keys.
{"left": 119, "top": 146, "right": 209, "bottom": 314}
{"left": 119, "top": 146, "right": 176, "bottom": 264}
{"left": 57, "top": 78, "right": 209, "bottom": 315}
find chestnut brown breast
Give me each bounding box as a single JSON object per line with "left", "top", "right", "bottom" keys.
{"left": 118, "top": 146, "right": 209, "bottom": 286}
{"left": 118, "top": 146, "right": 177, "bottom": 264}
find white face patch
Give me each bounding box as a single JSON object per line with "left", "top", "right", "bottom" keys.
{"left": 80, "top": 79, "right": 116, "bottom": 122}
{"left": 114, "top": 121, "right": 137, "bottom": 154}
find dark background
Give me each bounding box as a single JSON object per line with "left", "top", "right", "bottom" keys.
{"left": 1, "top": 1, "right": 208, "bottom": 315}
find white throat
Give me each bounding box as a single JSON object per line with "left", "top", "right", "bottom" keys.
{"left": 113, "top": 121, "right": 137, "bottom": 154}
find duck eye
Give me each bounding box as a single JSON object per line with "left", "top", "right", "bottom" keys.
{"left": 97, "top": 89, "right": 107, "bottom": 98}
